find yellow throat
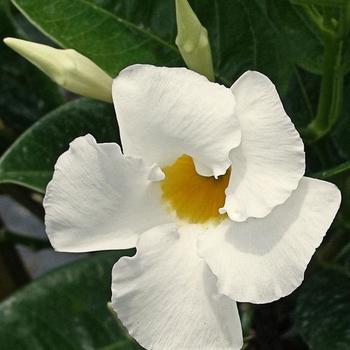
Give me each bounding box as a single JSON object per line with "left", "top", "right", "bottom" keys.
{"left": 161, "top": 155, "right": 230, "bottom": 224}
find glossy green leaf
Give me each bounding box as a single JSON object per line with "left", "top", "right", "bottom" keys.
{"left": 192, "top": 0, "right": 293, "bottom": 88}
{"left": 266, "top": 0, "right": 324, "bottom": 75}
{"left": 12, "top": 0, "right": 179, "bottom": 77}
{"left": 88, "top": 0, "right": 322, "bottom": 124}
{"left": 0, "top": 251, "right": 143, "bottom": 350}
{"left": 107, "top": 0, "right": 296, "bottom": 88}
{"left": 12, "top": 0, "right": 321, "bottom": 91}
{"left": 0, "top": 98, "right": 119, "bottom": 193}
{"left": 283, "top": 68, "right": 320, "bottom": 130}
{"left": 0, "top": 6, "right": 63, "bottom": 138}
{"left": 87, "top": 0, "right": 177, "bottom": 45}
{"left": 295, "top": 270, "right": 350, "bottom": 350}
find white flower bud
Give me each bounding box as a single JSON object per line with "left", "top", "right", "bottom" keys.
{"left": 3, "top": 37, "right": 113, "bottom": 103}
{"left": 175, "top": 0, "right": 215, "bottom": 81}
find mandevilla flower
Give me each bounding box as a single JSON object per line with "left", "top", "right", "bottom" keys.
{"left": 43, "top": 65, "right": 341, "bottom": 350}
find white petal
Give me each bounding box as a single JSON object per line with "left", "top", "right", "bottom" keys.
{"left": 199, "top": 177, "right": 341, "bottom": 304}
{"left": 112, "top": 224, "right": 243, "bottom": 350}
{"left": 222, "top": 71, "right": 305, "bottom": 221}
{"left": 112, "top": 64, "right": 241, "bottom": 177}
{"left": 44, "top": 135, "right": 172, "bottom": 252}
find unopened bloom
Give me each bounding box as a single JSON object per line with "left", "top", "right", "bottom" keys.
{"left": 44, "top": 65, "right": 341, "bottom": 350}
{"left": 175, "top": 0, "right": 215, "bottom": 81}
{"left": 4, "top": 37, "right": 112, "bottom": 102}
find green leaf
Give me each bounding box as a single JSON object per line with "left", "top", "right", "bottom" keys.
{"left": 295, "top": 270, "right": 350, "bottom": 350}
{"left": 87, "top": 0, "right": 177, "bottom": 45}
{"left": 12, "top": 0, "right": 179, "bottom": 77}
{"left": 0, "top": 251, "right": 142, "bottom": 350}
{"left": 0, "top": 7, "right": 63, "bottom": 138}
{"left": 192, "top": 0, "right": 293, "bottom": 88}
{"left": 12, "top": 0, "right": 320, "bottom": 90}
{"left": 91, "top": 0, "right": 322, "bottom": 117}
{"left": 266, "top": 0, "right": 324, "bottom": 75}
{"left": 10, "top": 0, "right": 323, "bottom": 128}
{"left": 283, "top": 68, "right": 320, "bottom": 129}
{"left": 0, "top": 98, "right": 119, "bottom": 193}
{"left": 113, "top": 0, "right": 296, "bottom": 88}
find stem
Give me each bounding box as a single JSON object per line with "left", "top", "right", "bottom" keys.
{"left": 302, "top": 36, "right": 344, "bottom": 142}
{"left": 301, "top": 4, "right": 335, "bottom": 38}
{"left": 0, "top": 229, "right": 51, "bottom": 250}
{"left": 300, "top": 1, "right": 350, "bottom": 143}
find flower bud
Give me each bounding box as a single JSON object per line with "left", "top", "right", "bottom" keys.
{"left": 3, "top": 37, "right": 113, "bottom": 103}
{"left": 175, "top": 0, "right": 215, "bottom": 81}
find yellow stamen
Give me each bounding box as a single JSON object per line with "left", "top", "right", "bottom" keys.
{"left": 161, "top": 155, "right": 230, "bottom": 224}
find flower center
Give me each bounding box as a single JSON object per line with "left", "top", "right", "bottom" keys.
{"left": 161, "top": 155, "right": 230, "bottom": 224}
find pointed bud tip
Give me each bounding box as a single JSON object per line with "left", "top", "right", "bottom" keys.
{"left": 3, "top": 37, "right": 16, "bottom": 47}
{"left": 3, "top": 37, "right": 27, "bottom": 47}
{"left": 3, "top": 37, "right": 39, "bottom": 56}
{"left": 175, "top": 0, "right": 215, "bottom": 81}
{"left": 175, "top": 0, "right": 201, "bottom": 30}
{"left": 175, "top": 0, "right": 193, "bottom": 13}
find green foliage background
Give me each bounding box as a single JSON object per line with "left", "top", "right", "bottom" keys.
{"left": 0, "top": 0, "right": 349, "bottom": 349}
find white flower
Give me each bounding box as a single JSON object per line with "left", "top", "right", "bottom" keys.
{"left": 44, "top": 65, "right": 341, "bottom": 350}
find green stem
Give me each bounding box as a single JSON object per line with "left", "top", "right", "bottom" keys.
{"left": 301, "top": 4, "right": 335, "bottom": 38}
{"left": 0, "top": 229, "right": 51, "bottom": 250}
{"left": 302, "top": 36, "right": 344, "bottom": 142}
{"left": 300, "top": 1, "right": 350, "bottom": 143}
